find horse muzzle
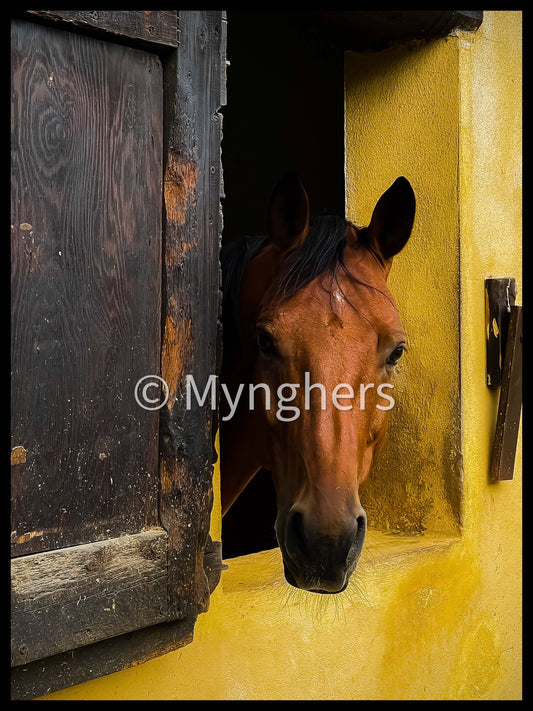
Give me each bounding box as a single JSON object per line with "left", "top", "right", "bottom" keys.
{"left": 279, "top": 508, "right": 367, "bottom": 594}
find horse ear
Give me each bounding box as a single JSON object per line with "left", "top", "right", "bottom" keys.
{"left": 366, "top": 177, "right": 416, "bottom": 262}
{"left": 267, "top": 173, "right": 310, "bottom": 253}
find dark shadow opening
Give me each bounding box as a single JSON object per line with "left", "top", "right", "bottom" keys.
{"left": 220, "top": 11, "right": 345, "bottom": 559}
{"left": 221, "top": 468, "right": 278, "bottom": 559}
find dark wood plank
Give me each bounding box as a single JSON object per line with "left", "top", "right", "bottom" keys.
{"left": 160, "top": 10, "right": 226, "bottom": 621}
{"left": 11, "top": 19, "right": 163, "bottom": 555}
{"left": 11, "top": 617, "right": 195, "bottom": 700}
{"left": 11, "top": 536, "right": 226, "bottom": 698}
{"left": 26, "top": 10, "right": 178, "bottom": 48}
{"left": 490, "top": 305, "right": 522, "bottom": 481}
{"left": 485, "top": 278, "right": 517, "bottom": 388}
{"left": 308, "top": 10, "right": 483, "bottom": 50}
{"left": 11, "top": 530, "right": 168, "bottom": 666}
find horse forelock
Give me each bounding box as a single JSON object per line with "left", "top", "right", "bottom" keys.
{"left": 221, "top": 214, "right": 394, "bottom": 341}
{"left": 269, "top": 213, "right": 350, "bottom": 306}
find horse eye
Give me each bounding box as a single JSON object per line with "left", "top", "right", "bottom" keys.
{"left": 256, "top": 327, "right": 279, "bottom": 357}
{"left": 386, "top": 343, "right": 406, "bottom": 367}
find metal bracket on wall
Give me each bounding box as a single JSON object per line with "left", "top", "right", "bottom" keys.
{"left": 485, "top": 277, "right": 516, "bottom": 388}
{"left": 485, "top": 278, "right": 522, "bottom": 481}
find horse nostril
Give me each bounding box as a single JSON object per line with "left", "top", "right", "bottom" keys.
{"left": 347, "top": 513, "right": 367, "bottom": 565}
{"left": 285, "top": 509, "right": 307, "bottom": 558}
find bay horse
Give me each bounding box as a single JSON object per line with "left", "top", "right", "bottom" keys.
{"left": 220, "top": 173, "right": 415, "bottom": 594}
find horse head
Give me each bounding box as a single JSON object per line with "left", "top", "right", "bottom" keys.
{"left": 221, "top": 173, "right": 415, "bottom": 593}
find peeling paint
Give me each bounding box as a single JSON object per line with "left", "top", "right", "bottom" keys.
{"left": 11, "top": 446, "right": 27, "bottom": 465}
{"left": 15, "top": 530, "right": 43, "bottom": 545}
{"left": 164, "top": 157, "right": 197, "bottom": 227}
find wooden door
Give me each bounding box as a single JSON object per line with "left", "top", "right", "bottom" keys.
{"left": 11, "top": 10, "right": 225, "bottom": 699}
{"left": 11, "top": 18, "right": 163, "bottom": 557}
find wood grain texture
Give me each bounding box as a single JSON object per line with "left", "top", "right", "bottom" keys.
{"left": 26, "top": 10, "right": 178, "bottom": 48}
{"left": 11, "top": 617, "right": 194, "bottom": 700}
{"left": 11, "top": 12, "right": 226, "bottom": 692}
{"left": 11, "top": 530, "right": 168, "bottom": 666}
{"left": 159, "top": 10, "right": 225, "bottom": 620}
{"left": 11, "top": 20, "right": 163, "bottom": 555}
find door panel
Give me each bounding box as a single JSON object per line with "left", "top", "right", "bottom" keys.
{"left": 11, "top": 19, "right": 163, "bottom": 556}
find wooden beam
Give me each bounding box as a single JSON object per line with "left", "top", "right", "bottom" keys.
{"left": 25, "top": 10, "right": 178, "bottom": 49}
{"left": 308, "top": 10, "right": 483, "bottom": 50}
{"left": 159, "top": 10, "right": 225, "bottom": 621}
{"left": 11, "top": 617, "right": 194, "bottom": 700}
{"left": 11, "top": 530, "right": 168, "bottom": 666}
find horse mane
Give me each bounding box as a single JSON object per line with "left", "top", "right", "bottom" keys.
{"left": 221, "top": 233, "right": 269, "bottom": 347}
{"left": 221, "top": 213, "right": 391, "bottom": 343}
{"left": 269, "top": 214, "right": 353, "bottom": 306}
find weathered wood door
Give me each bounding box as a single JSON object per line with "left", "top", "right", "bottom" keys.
{"left": 11, "top": 10, "right": 225, "bottom": 699}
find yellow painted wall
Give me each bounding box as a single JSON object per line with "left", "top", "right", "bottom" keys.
{"left": 345, "top": 31, "right": 463, "bottom": 536}
{"left": 42, "top": 11, "right": 521, "bottom": 700}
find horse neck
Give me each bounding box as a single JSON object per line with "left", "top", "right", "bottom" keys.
{"left": 220, "top": 241, "right": 277, "bottom": 514}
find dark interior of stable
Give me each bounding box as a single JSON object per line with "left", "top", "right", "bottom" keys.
{"left": 220, "top": 11, "right": 345, "bottom": 558}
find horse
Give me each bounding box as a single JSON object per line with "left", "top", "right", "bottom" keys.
{"left": 220, "top": 173, "right": 415, "bottom": 594}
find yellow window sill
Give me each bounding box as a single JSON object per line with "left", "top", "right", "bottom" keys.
{"left": 221, "top": 529, "right": 461, "bottom": 594}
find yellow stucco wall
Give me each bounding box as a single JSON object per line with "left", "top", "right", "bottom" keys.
{"left": 345, "top": 30, "right": 463, "bottom": 536}
{"left": 42, "top": 11, "right": 521, "bottom": 700}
